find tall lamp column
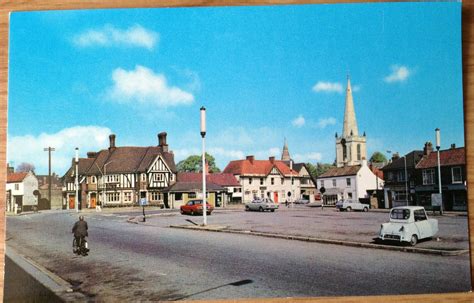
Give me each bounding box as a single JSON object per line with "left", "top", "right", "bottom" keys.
{"left": 200, "top": 106, "right": 207, "bottom": 226}
{"left": 75, "top": 147, "right": 79, "bottom": 212}
{"left": 435, "top": 128, "right": 443, "bottom": 215}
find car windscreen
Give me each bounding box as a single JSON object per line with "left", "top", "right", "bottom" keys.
{"left": 390, "top": 209, "right": 410, "bottom": 220}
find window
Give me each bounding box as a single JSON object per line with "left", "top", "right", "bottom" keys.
{"left": 271, "top": 178, "right": 274, "bottom": 185}
{"left": 260, "top": 190, "right": 265, "bottom": 198}
{"left": 357, "top": 144, "right": 361, "bottom": 161}
{"left": 260, "top": 178, "right": 264, "bottom": 185}
{"left": 141, "top": 174, "right": 146, "bottom": 182}
{"left": 347, "top": 192, "right": 353, "bottom": 199}
{"left": 91, "top": 176, "right": 96, "bottom": 184}
{"left": 390, "top": 208, "right": 410, "bottom": 220}
{"left": 346, "top": 178, "right": 351, "bottom": 186}
{"left": 14, "top": 184, "right": 19, "bottom": 190}
{"left": 281, "top": 178, "right": 284, "bottom": 185}
{"left": 106, "top": 192, "right": 120, "bottom": 202}
{"left": 175, "top": 193, "right": 183, "bottom": 200}
{"left": 422, "top": 169, "right": 435, "bottom": 185}
{"left": 320, "top": 180, "right": 325, "bottom": 188}
{"left": 452, "top": 167, "right": 462, "bottom": 184}
{"left": 123, "top": 192, "right": 132, "bottom": 202}
{"left": 188, "top": 192, "right": 197, "bottom": 199}
{"left": 150, "top": 192, "right": 162, "bottom": 201}
{"left": 291, "top": 178, "right": 294, "bottom": 185}
{"left": 249, "top": 178, "right": 253, "bottom": 185}
{"left": 233, "top": 188, "right": 241, "bottom": 193}
{"left": 397, "top": 170, "right": 406, "bottom": 182}
{"left": 414, "top": 209, "right": 427, "bottom": 221}
{"left": 332, "top": 179, "right": 336, "bottom": 187}
{"left": 106, "top": 175, "right": 119, "bottom": 183}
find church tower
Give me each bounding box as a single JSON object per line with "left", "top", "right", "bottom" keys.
{"left": 335, "top": 76, "right": 367, "bottom": 167}
{"left": 281, "top": 138, "right": 291, "bottom": 161}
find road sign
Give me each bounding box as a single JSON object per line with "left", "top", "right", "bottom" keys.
{"left": 139, "top": 198, "right": 148, "bottom": 206}
{"left": 431, "top": 193, "right": 442, "bottom": 206}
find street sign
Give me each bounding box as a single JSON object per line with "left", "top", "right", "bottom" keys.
{"left": 139, "top": 198, "right": 148, "bottom": 206}
{"left": 431, "top": 193, "right": 442, "bottom": 207}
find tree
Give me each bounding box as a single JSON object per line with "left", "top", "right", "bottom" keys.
{"left": 16, "top": 162, "right": 35, "bottom": 173}
{"left": 176, "top": 153, "right": 221, "bottom": 173}
{"left": 306, "top": 162, "right": 335, "bottom": 177}
{"left": 370, "top": 151, "right": 387, "bottom": 163}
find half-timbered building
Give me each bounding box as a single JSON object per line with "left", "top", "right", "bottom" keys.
{"left": 62, "top": 132, "right": 177, "bottom": 209}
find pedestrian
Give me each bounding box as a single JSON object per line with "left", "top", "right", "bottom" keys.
{"left": 72, "top": 215, "right": 89, "bottom": 256}
{"left": 285, "top": 200, "right": 288, "bottom": 207}
{"left": 96, "top": 199, "right": 101, "bottom": 212}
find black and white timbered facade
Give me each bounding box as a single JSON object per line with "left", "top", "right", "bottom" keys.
{"left": 62, "top": 132, "right": 177, "bottom": 209}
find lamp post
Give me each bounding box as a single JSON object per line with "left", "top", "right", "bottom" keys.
{"left": 290, "top": 160, "right": 294, "bottom": 208}
{"left": 200, "top": 106, "right": 207, "bottom": 226}
{"left": 75, "top": 147, "right": 79, "bottom": 212}
{"left": 435, "top": 128, "right": 443, "bottom": 215}
{"left": 43, "top": 147, "right": 55, "bottom": 208}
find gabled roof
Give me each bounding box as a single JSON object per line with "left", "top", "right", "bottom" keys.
{"left": 166, "top": 181, "right": 225, "bottom": 193}
{"left": 178, "top": 172, "right": 240, "bottom": 187}
{"left": 7, "top": 172, "right": 29, "bottom": 183}
{"left": 318, "top": 165, "right": 361, "bottom": 178}
{"left": 416, "top": 147, "right": 465, "bottom": 169}
{"left": 223, "top": 158, "right": 297, "bottom": 177}
{"left": 382, "top": 150, "right": 424, "bottom": 171}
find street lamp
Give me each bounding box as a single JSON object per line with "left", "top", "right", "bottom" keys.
{"left": 200, "top": 106, "right": 207, "bottom": 226}
{"left": 290, "top": 160, "right": 294, "bottom": 208}
{"left": 75, "top": 147, "right": 79, "bottom": 212}
{"left": 95, "top": 160, "right": 114, "bottom": 210}
{"left": 387, "top": 150, "right": 408, "bottom": 206}
{"left": 435, "top": 128, "right": 443, "bottom": 215}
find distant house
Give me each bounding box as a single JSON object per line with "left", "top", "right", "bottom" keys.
{"left": 6, "top": 170, "right": 39, "bottom": 212}
{"left": 291, "top": 163, "right": 318, "bottom": 202}
{"left": 62, "top": 132, "right": 177, "bottom": 209}
{"left": 223, "top": 156, "right": 299, "bottom": 204}
{"left": 316, "top": 160, "right": 384, "bottom": 206}
{"left": 414, "top": 144, "right": 466, "bottom": 211}
{"left": 166, "top": 172, "right": 241, "bottom": 208}
{"left": 37, "top": 173, "right": 63, "bottom": 210}
{"left": 381, "top": 149, "right": 424, "bottom": 208}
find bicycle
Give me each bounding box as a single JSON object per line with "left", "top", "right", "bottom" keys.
{"left": 73, "top": 237, "right": 89, "bottom": 256}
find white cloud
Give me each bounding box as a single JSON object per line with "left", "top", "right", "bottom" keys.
{"left": 352, "top": 85, "right": 361, "bottom": 92}
{"left": 317, "top": 117, "right": 337, "bottom": 128}
{"left": 73, "top": 24, "right": 158, "bottom": 50}
{"left": 106, "top": 65, "right": 194, "bottom": 107}
{"left": 7, "top": 126, "right": 112, "bottom": 175}
{"left": 384, "top": 65, "right": 411, "bottom": 83}
{"left": 312, "top": 81, "right": 343, "bottom": 93}
{"left": 293, "top": 152, "right": 323, "bottom": 162}
{"left": 292, "top": 115, "right": 305, "bottom": 127}
{"left": 208, "top": 147, "right": 245, "bottom": 160}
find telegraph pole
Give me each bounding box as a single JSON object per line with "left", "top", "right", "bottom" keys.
{"left": 43, "top": 147, "right": 56, "bottom": 206}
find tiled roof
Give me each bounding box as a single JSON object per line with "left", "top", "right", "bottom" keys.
{"left": 178, "top": 172, "right": 241, "bottom": 186}
{"left": 416, "top": 147, "right": 465, "bottom": 169}
{"left": 223, "top": 159, "right": 297, "bottom": 177}
{"left": 318, "top": 165, "right": 361, "bottom": 178}
{"left": 166, "top": 181, "right": 225, "bottom": 192}
{"left": 7, "top": 172, "right": 29, "bottom": 183}
{"left": 382, "top": 151, "right": 424, "bottom": 171}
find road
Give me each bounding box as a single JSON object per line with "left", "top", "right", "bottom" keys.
{"left": 6, "top": 210, "right": 471, "bottom": 301}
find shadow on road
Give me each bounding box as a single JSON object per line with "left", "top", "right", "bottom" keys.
{"left": 172, "top": 279, "right": 254, "bottom": 301}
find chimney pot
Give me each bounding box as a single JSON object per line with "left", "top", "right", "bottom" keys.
{"left": 158, "top": 132, "right": 168, "bottom": 152}
{"left": 423, "top": 141, "right": 433, "bottom": 156}
{"left": 269, "top": 156, "right": 275, "bottom": 163}
{"left": 451, "top": 143, "right": 456, "bottom": 149}
{"left": 109, "top": 134, "right": 116, "bottom": 150}
{"left": 246, "top": 155, "right": 255, "bottom": 164}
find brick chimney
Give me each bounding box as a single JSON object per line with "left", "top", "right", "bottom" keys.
{"left": 451, "top": 143, "right": 456, "bottom": 149}
{"left": 87, "top": 152, "right": 97, "bottom": 158}
{"left": 423, "top": 141, "right": 433, "bottom": 156}
{"left": 109, "top": 134, "right": 116, "bottom": 150}
{"left": 158, "top": 132, "right": 168, "bottom": 152}
{"left": 391, "top": 152, "right": 400, "bottom": 161}
{"left": 246, "top": 155, "right": 255, "bottom": 164}
{"left": 7, "top": 163, "right": 14, "bottom": 174}
{"left": 269, "top": 156, "right": 275, "bottom": 164}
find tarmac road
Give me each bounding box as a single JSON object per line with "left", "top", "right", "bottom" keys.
{"left": 6, "top": 209, "right": 471, "bottom": 301}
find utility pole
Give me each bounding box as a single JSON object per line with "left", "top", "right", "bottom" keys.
{"left": 43, "top": 147, "right": 56, "bottom": 206}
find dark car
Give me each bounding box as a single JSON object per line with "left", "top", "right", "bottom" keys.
{"left": 180, "top": 199, "right": 214, "bottom": 215}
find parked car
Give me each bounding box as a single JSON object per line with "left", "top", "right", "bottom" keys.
{"left": 335, "top": 199, "right": 369, "bottom": 212}
{"left": 294, "top": 198, "right": 310, "bottom": 204}
{"left": 180, "top": 199, "right": 214, "bottom": 215}
{"left": 378, "top": 206, "right": 438, "bottom": 246}
{"left": 245, "top": 198, "right": 278, "bottom": 212}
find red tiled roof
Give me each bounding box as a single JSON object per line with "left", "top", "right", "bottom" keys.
{"left": 178, "top": 172, "right": 241, "bottom": 186}
{"left": 7, "top": 172, "right": 28, "bottom": 183}
{"left": 318, "top": 165, "right": 361, "bottom": 178}
{"left": 223, "top": 159, "right": 297, "bottom": 176}
{"left": 416, "top": 147, "right": 465, "bottom": 169}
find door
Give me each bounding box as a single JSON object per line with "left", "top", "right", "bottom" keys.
{"left": 90, "top": 194, "right": 97, "bottom": 208}
{"left": 273, "top": 192, "right": 279, "bottom": 203}
{"left": 69, "top": 195, "right": 75, "bottom": 209}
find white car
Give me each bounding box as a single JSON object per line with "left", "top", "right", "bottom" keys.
{"left": 245, "top": 198, "right": 278, "bottom": 212}
{"left": 335, "top": 200, "right": 369, "bottom": 212}
{"left": 379, "top": 206, "right": 438, "bottom": 246}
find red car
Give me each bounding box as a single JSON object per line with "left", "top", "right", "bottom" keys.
{"left": 180, "top": 199, "right": 214, "bottom": 215}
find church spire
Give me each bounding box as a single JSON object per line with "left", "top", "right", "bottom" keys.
{"left": 342, "top": 75, "right": 359, "bottom": 138}
{"left": 281, "top": 138, "right": 291, "bottom": 161}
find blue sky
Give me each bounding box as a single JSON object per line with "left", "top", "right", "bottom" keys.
{"left": 8, "top": 2, "right": 463, "bottom": 175}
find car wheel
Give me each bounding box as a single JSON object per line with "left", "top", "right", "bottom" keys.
{"left": 245, "top": 206, "right": 250, "bottom": 211}
{"left": 191, "top": 210, "right": 195, "bottom": 216}
{"left": 363, "top": 207, "right": 368, "bottom": 212}
{"left": 207, "top": 212, "right": 211, "bottom": 216}
{"left": 339, "top": 208, "right": 344, "bottom": 212}
{"left": 346, "top": 207, "right": 352, "bottom": 212}
{"left": 259, "top": 207, "right": 264, "bottom": 212}
{"left": 410, "top": 234, "right": 418, "bottom": 246}
{"left": 270, "top": 209, "right": 275, "bottom": 212}
{"left": 180, "top": 209, "right": 184, "bottom": 214}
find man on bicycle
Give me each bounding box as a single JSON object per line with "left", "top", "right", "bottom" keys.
{"left": 72, "top": 215, "right": 89, "bottom": 256}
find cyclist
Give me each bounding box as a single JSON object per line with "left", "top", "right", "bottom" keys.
{"left": 72, "top": 215, "right": 89, "bottom": 256}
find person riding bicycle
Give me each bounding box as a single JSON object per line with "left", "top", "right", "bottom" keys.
{"left": 72, "top": 215, "right": 89, "bottom": 255}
